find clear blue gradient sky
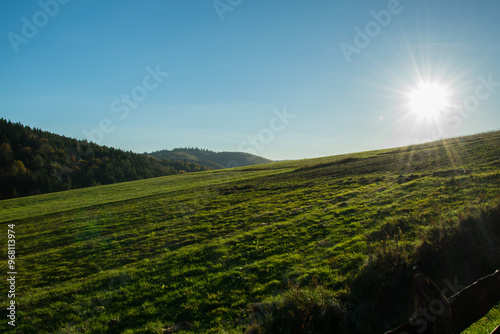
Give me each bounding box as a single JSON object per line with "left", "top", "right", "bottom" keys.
{"left": 1, "top": 0, "right": 499, "bottom": 160}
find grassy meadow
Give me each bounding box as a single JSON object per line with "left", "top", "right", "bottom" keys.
{"left": 1, "top": 131, "right": 500, "bottom": 333}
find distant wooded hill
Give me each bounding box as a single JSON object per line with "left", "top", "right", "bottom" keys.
{"left": 147, "top": 148, "right": 273, "bottom": 169}
{"left": 0, "top": 119, "right": 212, "bottom": 199}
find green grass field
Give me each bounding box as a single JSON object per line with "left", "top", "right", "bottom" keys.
{"left": 1, "top": 131, "right": 500, "bottom": 333}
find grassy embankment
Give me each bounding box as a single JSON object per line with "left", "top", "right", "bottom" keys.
{"left": 1, "top": 131, "right": 499, "bottom": 333}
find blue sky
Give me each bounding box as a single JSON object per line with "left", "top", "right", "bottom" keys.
{"left": 1, "top": 0, "right": 499, "bottom": 160}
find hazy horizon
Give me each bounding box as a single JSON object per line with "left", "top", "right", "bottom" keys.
{"left": 1, "top": 1, "right": 499, "bottom": 160}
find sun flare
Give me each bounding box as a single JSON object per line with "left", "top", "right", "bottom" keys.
{"left": 408, "top": 83, "right": 450, "bottom": 119}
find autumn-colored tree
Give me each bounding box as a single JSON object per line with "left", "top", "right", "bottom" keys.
{"left": 0, "top": 118, "right": 210, "bottom": 199}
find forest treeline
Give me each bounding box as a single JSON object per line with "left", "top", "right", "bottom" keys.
{"left": 0, "top": 118, "right": 211, "bottom": 199}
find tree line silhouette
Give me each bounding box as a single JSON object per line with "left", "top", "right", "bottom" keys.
{"left": 149, "top": 147, "right": 272, "bottom": 169}
{"left": 0, "top": 118, "right": 210, "bottom": 199}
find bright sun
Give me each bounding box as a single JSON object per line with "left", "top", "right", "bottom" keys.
{"left": 408, "top": 83, "right": 450, "bottom": 119}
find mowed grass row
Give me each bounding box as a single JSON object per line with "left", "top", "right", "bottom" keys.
{"left": 1, "top": 131, "right": 500, "bottom": 333}
{"left": 0, "top": 165, "right": 299, "bottom": 224}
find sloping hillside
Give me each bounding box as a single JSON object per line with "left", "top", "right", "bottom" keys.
{"left": 148, "top": 147, "right": 273, "bottom": 169}
{"left": 1, "top": 131, "right": 499, "bottom": 333}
